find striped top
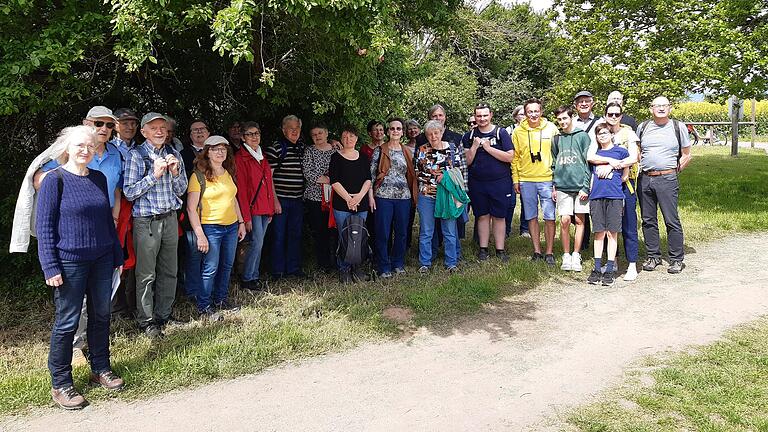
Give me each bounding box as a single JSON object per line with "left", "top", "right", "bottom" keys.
{"left": 265, "top": 137, "right": 305, "bottom": 199}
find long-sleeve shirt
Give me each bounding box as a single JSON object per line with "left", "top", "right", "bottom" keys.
{"left": 551, "top": 129, "right": 591, "bottom": 194}
{"left": 35, "top": 169, "right": 123, "bottom": 279}
{"left": 123, "top": 142, "right": 187, "bottom": 217}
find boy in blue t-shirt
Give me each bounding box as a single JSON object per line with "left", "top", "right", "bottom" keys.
{"left": 587, "top": 124, "right": 629, "bottom": 286}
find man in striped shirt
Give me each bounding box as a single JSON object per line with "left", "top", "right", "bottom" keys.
{"left": 265, "top": 115, "right": 306, "bottom": 278}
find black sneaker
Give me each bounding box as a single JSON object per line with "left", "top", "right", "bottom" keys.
{"left": 587, "top": 270, "right": 602, "bottom": 285}
{"left": 198, "top": 307, "right": 224, "bottom": 322}
{"left": 601, "top": 271, "right": 616, "bottom": 286}
{"left": 642, "top": 257, "right": 662, "bottom": 271}
{"left": 339, "top": 270, "right": 353, "bottom": 284}
{"left": 667, "top": 261, "right": 685, "bottom": 274}
{"left": 544, "top": 254, "right": 556, "bottom": 267}
{"left": 215, "top": 300, "right": 240, "bottom": 313}
{"left": 478, "top": 249, "right": 490, "bottom": 261}
{"left": 531, "top": 252, "right": 544, "bottom": 262}
{"left": 496, "top": 250, "right": 509, "bottom": 263}
{"left": 144, "top": 325, "right": 164, "bottom": 339}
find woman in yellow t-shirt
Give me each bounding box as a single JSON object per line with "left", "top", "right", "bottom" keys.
{"left": 187, "top": 136, "right": 246, "bottom": 318}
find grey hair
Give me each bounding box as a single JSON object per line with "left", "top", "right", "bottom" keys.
{"left": 428, "top": 104, "right": 446, "bottom": 118}
{"left": 405, "top": 119, "right": 420, "bottom": 129}
{"left": 281, "top": 114, "right": 302, "bottom": 129}
{"left": 165, "top": 115, "right": 177, "bottom": 131}
{"left": 512, "top": 105, "right": 525, "bottom": 118}
{"left": 54, "top": 125, "right": 98, "bottom": 164}
{"left": 423, "top": 120, "right": 444, "bottom": 133}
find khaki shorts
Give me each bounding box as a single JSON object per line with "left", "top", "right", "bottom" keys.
{"left": 556, "top": 190, "right": 590, "bottom": 216}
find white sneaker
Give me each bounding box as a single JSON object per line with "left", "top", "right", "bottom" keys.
{"left": 571, "top": 252, "right": 583, "bottom": 272}
{"left": 561, "top": 253, "right": 572, "bottom": 271}
{"left": 623, "top": 263, "right": 638, "bottom": 281}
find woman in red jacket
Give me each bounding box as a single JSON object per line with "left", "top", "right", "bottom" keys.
{"left": 235, "top": 121, "right": 276, "bottom": 291}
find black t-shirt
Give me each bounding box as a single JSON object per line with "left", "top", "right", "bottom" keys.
{"left": 329, "top": 151, "right": 371, "bottom": 212}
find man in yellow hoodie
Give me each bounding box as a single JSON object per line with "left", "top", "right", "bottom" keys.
{"left": 512, "top": 98, "right": 561, "bottom": 266}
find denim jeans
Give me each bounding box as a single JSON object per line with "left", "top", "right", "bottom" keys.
{"left": 417, "top": 195, "right": 458, "bottom": 267}
{"left": 184, "top": 230, "right": 203, "bottom": 299}
{"left": 270, "top": 197, "right": 303, "bottom": 275}
{"left": 622, "top": 180, "right": 639, "bottom": 263}
{"left": 198, "top": 223, "right": 238, "bottom": 311}
{"left": 374, "top": 198, "right": 410, "bottom": 273}
{"left": 333, "top": 209, "right": 368, "bottom": 272}
{"left": 242, "top": 215, "right": 270, "bottom": 282}
{"left": 49, "top": 253, "right": 113, "bottom": 388}
{"left": 639, "top": 173, "right": 684, "bottom": 261}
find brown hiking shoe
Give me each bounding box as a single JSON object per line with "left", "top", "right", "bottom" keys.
{"left": 89, "top": 371, "right": 125, "bottom": 391}
{"left": 51, "top": 386, "right": 87, "bottom": 410}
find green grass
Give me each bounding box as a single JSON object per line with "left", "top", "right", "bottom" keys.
{"left": 568, "top": 318, "right": 768, "bottom": 432}
{"left": 1, "top": 146, "right": 766, "bottom": 416}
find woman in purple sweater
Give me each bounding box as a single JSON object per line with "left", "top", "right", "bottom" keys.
{"left": 36, "top": 125, "right": 125, "bottom": 410}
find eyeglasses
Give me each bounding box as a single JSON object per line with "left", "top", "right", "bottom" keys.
{"left": 605, "top": 112, "right": 622, "bottom": 118}
{"left": 208, "top": 147, "right": 228, "bottom": 153}
{"left": 191, "top": 127, "right": 208, "bottom": 133}
{"left": 389, "top": 126, "right": 402, "bottom": 131}
{"left": 243, "top": 131, "right": 260, "bottom": 138}
{"left": 92, "top": 121, "right": 115, "bottom": 129}
{"left": 651, "top": 104, "right": 671, "bottom": 109}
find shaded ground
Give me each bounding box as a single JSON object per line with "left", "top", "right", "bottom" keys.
{"left": 4, "top": 233, "right": 768, "bottom": 432}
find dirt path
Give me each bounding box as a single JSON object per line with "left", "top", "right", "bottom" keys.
{"left": 5, "top": 233, "right": 768, "bottom": 432}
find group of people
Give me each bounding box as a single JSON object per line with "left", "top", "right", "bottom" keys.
{"left": 11, "top": 89, "right": 692, "bottom": 410}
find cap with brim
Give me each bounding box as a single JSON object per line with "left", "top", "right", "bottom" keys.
{"left": 86, "top": 106, "right": 118, "bottom": 121}
{"left": 573, "top": 90, "right": 594, "bottom": 101}
{"left": 204, "top": 135, "right": 230, "bottom": 147}
{"left": 141, "top": 112, "right": 167, "bottom": 128}
{"left": 114, "top": 108, "right": 139, "bottom": 121}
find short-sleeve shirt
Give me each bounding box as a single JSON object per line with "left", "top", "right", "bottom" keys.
{"left": 639, "top": 120, "right": 691, "bottom": 171}
{"left": 329, "top": 152, "right": 370, "bottom": 213}
{"left": 461, "top": 126, "right": 514, "bottom": 182}
{"left": 42, "top": 143, "right": 123, "bottom": 208}
{"left": 590, "top": 146, "right": 630, "bottom": 200}
{"left": 188, "top": 171, "right": 239, "bottom": 225}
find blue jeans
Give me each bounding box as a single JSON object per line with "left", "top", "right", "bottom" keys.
{"left": 198, "top": 223, "right": 238, "bottom": 311}
{"left": 270, "top": 197, "right": 303, "bottom": 275}
{"left": 374, "top": 198, "right": 410, "bottom": 273}
{"left": 184, "top": 230, "right": 203, "bottom": 299}
{"left": 417, "top": 195, "right": 458, "bottom": 267}
{"left": 49, "top": 253, "right": 113, "bottom": 388}
{"left": 333, "top": 209, "right": 368, "bottom": 272}
{"left": 622, "top": 181, "right": 639, "bottom": 263}
{"left": 242, "top": 215, "right": 270, "bottom": 282}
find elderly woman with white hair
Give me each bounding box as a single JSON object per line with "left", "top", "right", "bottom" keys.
{"left": 414, "top": 119, "right": 469, "bottom": 273}
{"left": 36, "top": 125, "right": 125, "bottom": 410}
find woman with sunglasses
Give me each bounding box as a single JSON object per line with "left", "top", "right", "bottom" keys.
{"left": 187, "top": 136, "right": 247, "bottom": 318}
{"left": 36, "top": 125, "right": 125, "bottom": 409}
{"left": 588, "top": 102, "right": 641, "bottom": 281}
{"left": 235, "top": 122, "right": 276, "bottom": 291}
{"left": 369, "top": 118, "right": 418, "bottom": 278}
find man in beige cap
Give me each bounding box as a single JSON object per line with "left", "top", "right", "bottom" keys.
{"left": 123, "top": 112, "right": 187, "bottom": 338}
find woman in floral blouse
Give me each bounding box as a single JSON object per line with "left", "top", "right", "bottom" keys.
{"left": 303, "top": 124, "right": 337, "bottom": 272}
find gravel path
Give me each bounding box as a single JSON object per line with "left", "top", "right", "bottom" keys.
{"left": 4, "top": 233, "right": 768, "bottom": 432}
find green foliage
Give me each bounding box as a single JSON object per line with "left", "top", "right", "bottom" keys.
{"left": 402, "top": 53, "right": 479, "bottom": 130}
{"left": 552, "top": 0, "right": 768, "bottom": 118}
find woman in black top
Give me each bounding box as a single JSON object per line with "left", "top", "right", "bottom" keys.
{"left": 328, "top": 125, "right": 371, "bottom": 282}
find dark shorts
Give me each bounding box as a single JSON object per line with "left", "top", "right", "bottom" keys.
{"left": 590, "top": 198, "right": 623, "bottom": 232}
{"left": 468, "top": 176, "right": 512, "bottom": 218}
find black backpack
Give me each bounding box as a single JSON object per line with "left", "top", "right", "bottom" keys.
{"left": 337, "top": 214, "right": 370, "bottom": 266}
